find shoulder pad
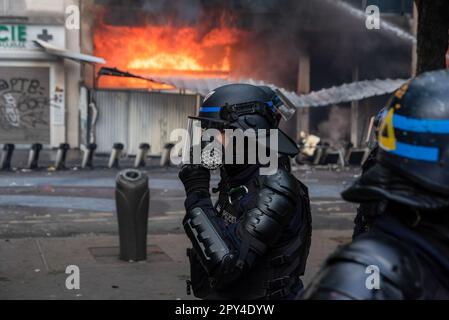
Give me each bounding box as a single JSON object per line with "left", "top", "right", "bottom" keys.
{"left": 262, "top": 168, "right": 300, "bottom": 201}
{"left": 326, "top": 233, "right": 423, "bottom": 299}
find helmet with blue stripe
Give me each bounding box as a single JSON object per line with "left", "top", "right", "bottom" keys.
{"left": 342, "top": 69, "right": 449, "bottom": 209}
{"left": 190, "top": 83, "right": 299, "bottom": 156}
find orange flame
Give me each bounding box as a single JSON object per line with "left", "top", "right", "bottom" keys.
{"left": 94, "top": 16, "right": 245, "bottom": 89}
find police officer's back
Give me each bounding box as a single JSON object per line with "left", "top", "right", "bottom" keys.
{"left": 302, "top": 70, "right": 449, "bottom": 300}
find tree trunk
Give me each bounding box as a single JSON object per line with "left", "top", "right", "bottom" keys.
{"left": 415, "top": 0, "right": 449, "bottom": 75}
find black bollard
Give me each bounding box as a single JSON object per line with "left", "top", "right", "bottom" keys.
{"left": 160, "top": 143, "right": 175, "bottom": 167}
{"left": 108, "top": 143, "right": 124, "bottom": 169}
{"left": 115, "top": 169, "right": 149, "bottom": 261}
{"left": 27, "top": 143, "right": 43, "bottom": 169}
{"left": 55, "top": 143, "right": 70, "bottom": 170}
{"left": 134, "top": 143, "right": 150, "bottom": 168}
{"left": 81, "top": 143, "right": 97, "bottom": 169}
{"left": 0, "top": 144, "right": 15, "bottom": 170}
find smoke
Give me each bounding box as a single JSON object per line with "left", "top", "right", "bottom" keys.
{"left": 317, "top": 105, "right": 350, "bottom": 145}
{"left": 93, "top": 0, "right": 413, "bottom": 90}
{"left": 141, "top": 0, "right": 203, "bottom": 26}
{"left": 324, "top": 0, "right": 416, "bottom": 44}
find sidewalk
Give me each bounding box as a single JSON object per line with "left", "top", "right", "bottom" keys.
{"left": 0, "top": 230, "right": 351, "bottom": 300}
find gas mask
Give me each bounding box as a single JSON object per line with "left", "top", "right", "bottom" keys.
{"left": 183, "top": 118, "right": 225, "bottom": 170}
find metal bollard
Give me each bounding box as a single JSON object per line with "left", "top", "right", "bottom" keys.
{"left": 108, "top": 143, "right": 124, "bottom": 169}
{"left": 54, "top": 143, "right": 70, "bottom": 170}
{"left": 0, "top": 144, "right": 15, "bottom": 170}
{"left": 81, "top": 143, "right": 97, "bottom": 169}
{"left": 115, "top": 169, "right": 149, "bottom": 261}
{"left": 134, "top": 143, "right": 150, "bottom": 168}
{"left": 160, "top": 143, "right": 175, "bottom": 167}
{"left": 27, "top": 143, "right": 43, "bottom": 170}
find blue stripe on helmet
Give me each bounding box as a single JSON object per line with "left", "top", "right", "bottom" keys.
{"left": 386, "top": 141, "right": 440, "bottom": 162}
{"left": 265, "top": 101, "right": 276, "bottom": 112}
{"left": 393, "top": 113, "right": 449, "bottom": 134}
{"left": 199, "top": 106, "right": 221, "bottom": 113}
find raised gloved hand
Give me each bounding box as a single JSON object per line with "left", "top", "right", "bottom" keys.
{"left": 178, "top": 164, "right": 211, "bottom": 197}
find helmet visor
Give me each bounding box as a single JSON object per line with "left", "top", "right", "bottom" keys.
{"left": 272, "top": 92, "right": 296, "bottom": 121}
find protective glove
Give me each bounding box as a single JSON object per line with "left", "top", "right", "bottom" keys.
{"left": 178, "top": 164, "right": 211, "bottom": 197}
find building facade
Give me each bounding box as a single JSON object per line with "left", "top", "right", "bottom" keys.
{"left": 0, "top": 0, "right": 82, "bottom": 149}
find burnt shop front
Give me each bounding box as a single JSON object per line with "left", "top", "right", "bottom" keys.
{"left": 0, "top": 23, "right": 66, "bottom": 147}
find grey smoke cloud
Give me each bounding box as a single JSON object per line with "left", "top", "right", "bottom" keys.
{"left": 141, "top": 0, "right": 203, "bottom": 25}
{"left": 95, "top": 0, "right": 412, "bottom": 89}
{"left": 317, "top": 105, "right": 350, "bottom": 144}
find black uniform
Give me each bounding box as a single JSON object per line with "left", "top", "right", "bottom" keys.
{"left": 303, "top": 203, "right": 449, "bottom": 299}
{"left": 184, "top": 163, "right": 311, "bottom": 299}
{"left": 179, "top": 84, "right": 312, "bottom": 299}
{"left": 301, "top": 69, "right": 449, "bottom": 300}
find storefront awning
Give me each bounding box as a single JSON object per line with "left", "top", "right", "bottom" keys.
{"left": 34, "top": 39, "right": 106, "bottom": 64}
{"left": 96, "top": 67, "right": 408, "bottom": 108}
{"left": 148, "top": 75, "right": 408, "bottom": 108}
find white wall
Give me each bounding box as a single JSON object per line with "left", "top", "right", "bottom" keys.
{"left": 64, "top": 0, "right": 81, "bottom": 148}
{"left": 0, "top": 0, "right": 83, "bottom": 148}
{"left": 0, "top": 60, "right": 66, "bottom": 147}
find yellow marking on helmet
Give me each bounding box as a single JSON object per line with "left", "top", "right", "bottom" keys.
{"left": 395, "top": 84, "right": 409, "bottom": 99}
{"left": 378, "top": 108, "right": 396, "bottom": 151}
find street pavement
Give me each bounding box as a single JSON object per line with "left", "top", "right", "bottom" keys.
{"left": 0, "top": 157, "right": 361, "bottom": 299}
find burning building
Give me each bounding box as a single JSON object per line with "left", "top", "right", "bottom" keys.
{"left": 80, "top": 0, "right": 415, "bottom": 155}
{"left": 0, "top": 0, "right": 417, "bottom": 157}
{"left": 93, "top": 9, "right": 243, "bottom": 89}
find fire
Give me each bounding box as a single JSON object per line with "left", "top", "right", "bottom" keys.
{"left": 94, "top": 17, "right": 245, "bottom": 89}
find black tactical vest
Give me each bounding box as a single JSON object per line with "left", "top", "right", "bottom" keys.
{"left": 187, "top": 171, "right": 312, "bottom": 300}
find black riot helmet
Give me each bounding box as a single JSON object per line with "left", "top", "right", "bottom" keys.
{"left": 342, "top": 69, "right": 449, "bottom": 209}
{"left": 187, "top": 83, "right": 299, "bottom": 168}
{"left": 373, "top": 106, "right": 387, "bottom": 136}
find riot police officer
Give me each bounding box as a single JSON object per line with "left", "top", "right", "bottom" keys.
{"left": 179, "top": 83, "right": 312, "bottom": 300}
{"left": 301, "top": 69, "right": 449, "bottom": 299}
